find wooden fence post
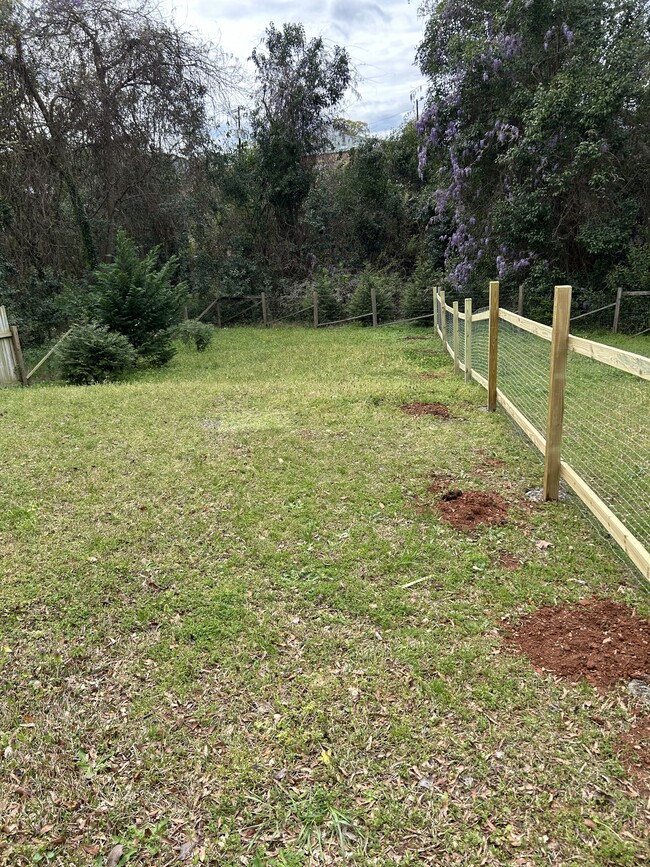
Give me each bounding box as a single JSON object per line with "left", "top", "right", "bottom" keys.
{"left": 183, "top": 306, "right": 189, "bottom": 321}
{"left": 464, "top": 298, "right": 472, "bottom": 383}
{"left": 517, "top": 285, "right": 524, "bottom": 317}
{"left": 487, "top": 280, "right": 499, "bottom": 411}
{"left": 440, "top": 290, "right": 446, "bottom": 348}
{"left": 370, "top": 286, "right": 378, "bottom": 327}
{"left": 9, "top": 326, "right": 28, "bottom": 386}
{"left": 313, "top": 291, "right": 319, "bottom": 328}
{"left": 433, "top": 286, "right": 438, "bottom": 335}
{"left": 453, "top": 301, "right": 460, "bottom": 374}
{"left": 261, "top": 292, "right": 268, "bottom": 327}
{"left": 543, "top": 285, "right": 572, "bottom": 501}
{"left": 216, "top": 302, "right": 222, "bottom": 328}
{"left": 612, "top": 286, "right": 622, "bottom": 333}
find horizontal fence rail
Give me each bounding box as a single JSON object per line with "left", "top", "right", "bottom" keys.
{"left": 434, "top": 284, "right": 650, "bottom": 583}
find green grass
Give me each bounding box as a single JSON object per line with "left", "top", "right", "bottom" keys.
{"left": 1, "top": 326, "right": 648, "bottom": 866}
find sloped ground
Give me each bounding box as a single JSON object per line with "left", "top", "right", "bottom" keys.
{"left": 0, "top": 327, "right": 648, "bottom": 866}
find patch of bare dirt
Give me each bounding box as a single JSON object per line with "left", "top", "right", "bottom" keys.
{"left": 436, "top": 489, "right": 509, "bottom": 531}
{"left": 401, "top": 336, "right": 431, "bottom": 341}
{"left": 496, "top": 552, "right": 520, "bottom": 570}
{"left": 401, "top": 402, "right": 450, "bottom": 418}
{"left": 419, "top": 372, "right": 447, "bottom": 380}
{"left": 507, "top": 599, "right": 650, "bottom": 689}
{"left": 482, "top": 457, "right": 506, "bottom": 468}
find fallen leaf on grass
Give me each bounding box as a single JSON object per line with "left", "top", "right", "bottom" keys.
{"left": 179, "top": 840, "right": 196, "bottom": 861}
{"left": 106, "top": 844, "right": 123, "bottom": 867}
{"left": 535, "top": 540, "right": 552, "bottom": 550}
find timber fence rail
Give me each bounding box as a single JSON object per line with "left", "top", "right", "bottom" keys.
{"left": 433, "top": 284, "right": 650, "bottom": 583}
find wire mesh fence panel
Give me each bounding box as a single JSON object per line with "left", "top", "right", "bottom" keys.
{"left": 563, "top": 352, "right": 650, "bottom": 557}
{"left": 458, "top": 316, "right": 466, "bottom": 366}
{"left": 445, "top": 308, "right": 453, "bottom": 349}
{"left": 497, "top": 320, "right": 551, "bottom": 437}
{"left": 471, "top": 319, "right": 489, "bottom": 380}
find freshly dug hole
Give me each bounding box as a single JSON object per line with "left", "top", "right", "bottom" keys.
{"left": 436, "top": 489, "right": 509, "bottom": 530}
{"left": 401, "top": 402, "right": 450, "bottom": 418}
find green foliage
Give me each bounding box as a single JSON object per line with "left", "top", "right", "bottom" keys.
{"left": 416, "top": 0, "right": 650, "bottom": 312}
{"left": 251, "top": 23, "right": 351, "bottom": 226}
{"left": 310, "top": 271, "right": 343, "bottom": 323}
{"left": 94, "top": 230, "right": 186, "bottom": 365}
{"left": 400, "top": 260, "right": 440, "bottom": 323}
{"left": 177, "top": 319, "right": 215, "bottom": 352}
{"left": 347, "top": 270, "right": 394, "bottom": 324}
{"left": 56, "top": 322, "right": 137, "bottom": 385}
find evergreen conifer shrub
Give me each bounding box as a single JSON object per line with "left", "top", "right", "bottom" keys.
{"left": 57, "top": 323, "right": 137, "bottom": 385}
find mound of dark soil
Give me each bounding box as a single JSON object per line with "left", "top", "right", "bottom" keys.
{"left": 507, "top": 599, "right": 650, "bottom": 688}
{"left": 401, "top": 402, "right": 450, "bottom": 418}
{"left": 401, "top": 336, "right": 431, "bottom": 341}
{"left": 419, "top": 373, "right": 448, "bottom": 380}
{"left": 436, "top": 489, "right": 509, "bottom": 530}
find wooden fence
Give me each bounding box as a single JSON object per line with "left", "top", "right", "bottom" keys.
{"left": 434, "top": 284, "right": 650, "bottom": 582}
{"left": 0, "top": 306, "right": 26, "bottom": 386}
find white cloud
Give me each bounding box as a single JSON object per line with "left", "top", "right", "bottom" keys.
{"left": 164, "top": 0, "right": 427, "bottom": 134}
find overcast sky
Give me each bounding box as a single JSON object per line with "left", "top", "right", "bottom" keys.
{"left": 166, "top": 0, "right": 428, "bottom": 136}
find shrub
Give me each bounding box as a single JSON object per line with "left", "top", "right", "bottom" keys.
{"left": 347, "top": 269, "right": 393, "bottom": 324}
{"left": 177, "top": 319, "right": 215, "bottom": 352}
{"left": 94, "top": 230, "right": 186, "bottom": 364}
{"left": 311, "top": 271, "right": 344, "bottom": 323}
{"left": 57, "top": 323, "right": 137, "bottom": 385}
{"left": 401, "top": 261, "right": 440, "bottom": 324}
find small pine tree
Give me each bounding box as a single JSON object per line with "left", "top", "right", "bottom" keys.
{"left": 57, "top": 323, "right": 137, "bottom": 385}
{"left": 347, "top": 269, "right": 393, "bottom": 324}
{"left": 95, "top": 231, "right": 187, "bottom": 365}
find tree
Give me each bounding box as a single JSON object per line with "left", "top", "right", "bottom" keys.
{"left": 416, "top": 0, "right": 650, "bottom": 316}
{"left": 94, "top": 230, "right": 187, "bottom": 365}
{"left": 0, "top": 0, "right": 241, "bottom": 273}
{"left": 250, "top": 23, "right": 352, "bottom": 229}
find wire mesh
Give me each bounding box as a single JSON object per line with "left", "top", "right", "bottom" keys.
{"left": 496, "top": 320, "right": 551, "bottom": 437}
{"left": 444, "top": 308, "right": 453, "bottom": 351}
{"left": 471, "top": 318, "right": 489, "bottom": 380}
{"left": 563, "top": 352, "right": 650, "bottom": 557}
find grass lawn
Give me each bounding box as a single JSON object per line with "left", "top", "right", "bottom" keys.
{"left": 1, "top": 326, "right": 648, "bottom": 866}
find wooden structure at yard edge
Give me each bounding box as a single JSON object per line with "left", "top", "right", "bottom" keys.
{"left": 434, "top": 284, "right": 650, "bottom": 582}
{"left": 0, "top": 306, "right": 26, "bottom": 386}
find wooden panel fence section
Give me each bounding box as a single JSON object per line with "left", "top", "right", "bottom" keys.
{"left": 0, "top": 306, "right": 19, "bottom": 386}
{"left": 433, "top": 285, "right": 650, "bottom": 582}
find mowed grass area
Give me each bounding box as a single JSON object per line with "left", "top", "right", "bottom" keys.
{"left": 1, "top": 327, "right": 648, "bottom": 866}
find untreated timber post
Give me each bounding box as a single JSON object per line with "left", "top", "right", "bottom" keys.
{"left": 453, "top": 301, "right": 460, "bottom": 375}
{"left": 433, "top": 286, "right": 438, "bottom": 335}
{"left": 9, "top": 325, "right": 28, "bottom": 386}
{"left": 261, "top": 292, "right": 268, "bottom": 327}
{"left": 370, "top": 286, "right": 378, "bottom": 327}
{"left": 487, "top": 280, "right": 499, "bottom": 411}
{"left": 517, "top": 285, "right": 524, "bottom": 317}
{"left": 440, "top": 290, "right": 446, "bottom": 348}
{"left": 313, "top": 291, "right": 319, "bottom": 328}
{"left": 464, "top": 298, "right": 472, "bottom": 383}
{"left": 543, "top": 285, "right": 572, "bottom": 501}
{"left": 216, "top": 301, "right": 222, "bottom": 328}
